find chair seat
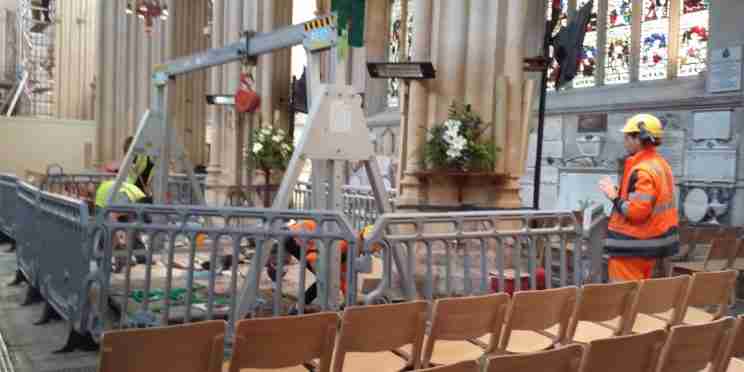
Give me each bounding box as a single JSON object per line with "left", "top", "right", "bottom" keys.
{"left": 223, "top": 363, "right": 309, "bottom": 372}
{"left": 731, "top": 258, "right": 744, "bottom": 271}
{"left": 672, "top": 260, "right": 729, "bottom": 274}
{"left": 427, "top": 338, "right": 487, "bottom": 366}
{"left": 724, "top": 357, "right": 744, "bottom": 371}
{"left": 502, "top": 328, "right": 558, "bottom": 353}
{"left": 336, "top": 352, "right": 409, "bottom": 372}
{"left": 625, "top": 311, "right": 673, "bottom": 334}
{"left": 682, "top": 306, "right": 715, "bottom": 325}
{"left": 572, "top": 321, "right": 616, "bottom": 344}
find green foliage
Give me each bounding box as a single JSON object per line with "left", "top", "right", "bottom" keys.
{"left": 246, "top": 127, "right": 294, "bottom": 171}
{"left": 422, "top": 101, "right": 501, "bottom": 171}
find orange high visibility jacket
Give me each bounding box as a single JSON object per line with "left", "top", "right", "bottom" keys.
{"left": 605, "top": 147, "right": 679, "bottom": 258}
{"left": 289, "top": 221, "right": 351, "bottom": 294}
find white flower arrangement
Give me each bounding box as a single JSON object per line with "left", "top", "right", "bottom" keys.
{"left": 423, "top": 101, "right": 498, "bottom": 171}
{"left": 247, "top": 126, "right": 294, "bottom": 171}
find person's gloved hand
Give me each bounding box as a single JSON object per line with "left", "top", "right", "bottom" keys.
{"left": 599, "top": 176, "right": 619, "bottom": 201}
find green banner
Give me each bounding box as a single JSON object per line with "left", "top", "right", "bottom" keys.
{"left": 332, "top": 0, "right": 365, "bottom": 47}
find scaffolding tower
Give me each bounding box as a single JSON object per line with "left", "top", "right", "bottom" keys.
{"left": 14, "top": 0, "right": 55, "bottom": 117}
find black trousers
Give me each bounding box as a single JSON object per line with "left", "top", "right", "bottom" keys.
{"left": 268, "top": 238, "right": 318, "bottom": 305}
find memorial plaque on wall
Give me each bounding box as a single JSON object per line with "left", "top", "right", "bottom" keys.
{"left": 558, "top": 171, "right": 619, "bottom": 215}
{"left": 657, "top": 129, "right": 685, "bottom": 177}
{"left": 578, "top": 113, "right": 608, "bottom": 133}
{"left": 692, "top": 111, "right": 732, "bottom": 140}
{"left": 684, "top": 149, "right": 737, "bottom": 182}
{"left": 708, "top": 46, "right": 742, "bottom": 93}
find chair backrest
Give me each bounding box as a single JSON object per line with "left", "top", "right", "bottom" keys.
{"left": 655, "top": 317, "right": 735, "bottom": 372}
{"left": 98, "top": 320, "right": 226, "bottom": 372}
{"left": 631, "top": 275, "right": 690, "bottom": 329}
{"left": 229, "top": 313, "right": 339, "bottom": 372}
{"left": 718, "top": 316, "right": 744, "bottom": 372}
{"left": 423, "top": 293, "right": 510, "bottom": 367}
{"left": 578, "top": 330, "right": 666, "bottom": 372}
{"left": 682, "top": 270, "right": 737, "bottom": 322}
{"left": 567, "top": 281, "right": 639, "bottom": 340}
{"left": 333, "top": 301, "right": 428, "bottom": 372}
{"left": 735, "top": 239, "right": 744, "bottom": 259}
{"left": 703, "top": 237, "right": 739, "bottom": 270}
{"left": 485, "top": 344, "right": 584, "bottom": 372}
{"left": 417, "top": 360, "right": 481, "bottom": 372}
{"left": 498, "top": 286, "right": 578, "bottom": 351}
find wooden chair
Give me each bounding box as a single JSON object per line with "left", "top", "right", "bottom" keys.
{"left": 680, "top": 270, "right": 737, "bottom": 325}
{"left": 626, "top": 275, "right": 690, "bottom": 334}
{"left": 670, "top": 237, "right": 739, "bottom": 276}
{"left": 416, "top": 360, "right": 480, "bottom": 372}
{"left": 718, "top": 316, "right": 744, "bottom": 372}
{"left": 497, "top": 286, "right": 577, "bottom": 354}
{"left": 566, "top": 281, "right": 639, "bottom": 344}
{"left": 484, "top": 344, "right": 584, "bottom": 372}
{"left": 98, "top": 320, "right": 225, "bottom": 372}
{"left": 578, "top": 330, "right": 666, "bottom": 372}
{"left": 332, "top": 301, "right": 428, "bottom": 372}
{"left": 227, "top": 313, "right": 339, "bottom": 372}
{"left": 421, "top": 293, "right": 510, "bottom": 367}
{"left": 655, "top": 317, "right": 735, "bottom": 372}
{"left": 728, "top": 239, "right": 744, "bottom": 272}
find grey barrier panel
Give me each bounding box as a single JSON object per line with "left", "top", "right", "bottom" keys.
{"left": 167, "top": 174, "right": 207, "bottom": 205}
{"left": 42, "top": 173, "right": 208, "bottom": 206}
{"left": 42, "top": 172, "right": 113, "bottom": 201}
{"left": 293, "top": 181, "right": 396, "bottom": 229}
{"left": 36, "top": 190, "right": 90, "bottom": 330}
{"left": 357, "top": 208, "right": 604, "bottom": 305}
{"left": 581, "top": 203, "right": 609, "bottom": 283}
{"left": 15, "top": 181, "right": 41, "bottom": 286}
{"left": 85, "top": 204, "right": 356, "bottom": 340}
{"left": 0, "top": 173, "right": 18, "bottom": 238}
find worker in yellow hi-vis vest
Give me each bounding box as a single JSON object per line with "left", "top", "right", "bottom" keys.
{"left": 95, "top": 180, "right": 150, "bottom": 273}
{"left": 123, "top": 136, "right": 156, "bottom": 200}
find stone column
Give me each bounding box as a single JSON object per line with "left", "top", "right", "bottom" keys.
{"left": 363, "top": 0, "right": 391, "bottom": 116}
{"left": 206, "top": 0, "right": 225, "bottom": 204}
{"left": 94, "top": 0, "right": 207, "bottom": 169}
{"left": 396, "top": 0, "right": 540, "bottom": 209}
{"left": 396, "top": 0, "right": 432, "bottom": 207}
{"left": 169, "top": 1, "right": 209, "bottom": 167}
{"left": 394, "top": 0, "right": 543, "bottom": 294}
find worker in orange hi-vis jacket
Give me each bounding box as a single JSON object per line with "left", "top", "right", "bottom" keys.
{"left": 267, "top": 221, "right": 381, "bottom": 314}
{"left": 599, "top": 113, "right": 679, "bottom": 282}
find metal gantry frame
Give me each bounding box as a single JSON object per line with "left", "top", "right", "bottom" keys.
{"left": 109, "top": 13, "right": 414, "bottom": 315}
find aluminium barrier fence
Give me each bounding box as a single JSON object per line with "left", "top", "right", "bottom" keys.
{"left": 0, "top": 174, "right": 18, "bottom": 239}
{"left": 86, "top": 205, "right": 357, "bottom": 341}
{"left": 0, "top": 172, "right": 607, "bottom": 354}
{"left": 39, "top": 172, "right": 396, "bottom": 229}
{"left": 357, "top": 205, "right": 607, "bottom": 306}
{"left": 39, "top": 172, "right": 208, "bottom": 206}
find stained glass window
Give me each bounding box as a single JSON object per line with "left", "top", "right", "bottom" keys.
{"left": 678, "top": 0, "right": 709, "bottom": 77}
{"left": 640, "top": 0, "right": 670, "bottom": 80}
{"left": 605, "top": 0, "right": 633, "bottom": 84}
{"left": 573, "top": 0, "right": 598, "bottom": 88}
{"left": 387, "top": 0, "right": 414, "bottom": 107}
{"left": 547, "top": 0, "right": 568, "bottom": 90}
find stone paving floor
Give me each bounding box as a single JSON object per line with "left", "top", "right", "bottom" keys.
{"left": 0, "top": 243, "right": 97, "bottom": 372}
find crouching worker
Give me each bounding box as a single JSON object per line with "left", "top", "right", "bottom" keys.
{"left": 267, "top": 221, "right": 380, "bottom": 314}
{"left": 95, "top": 180, "right": 151, "bottom": 273}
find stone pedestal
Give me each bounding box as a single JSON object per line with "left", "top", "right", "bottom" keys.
{"left": 394, "top": 0, "right": 546, "bottom": 294}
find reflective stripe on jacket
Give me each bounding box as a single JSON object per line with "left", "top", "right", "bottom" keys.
{"left": 606, "top": 147, "right": 679, "bottom": 258}
{"left": 95, "top": 180, "right": 146, "bottom": 208}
